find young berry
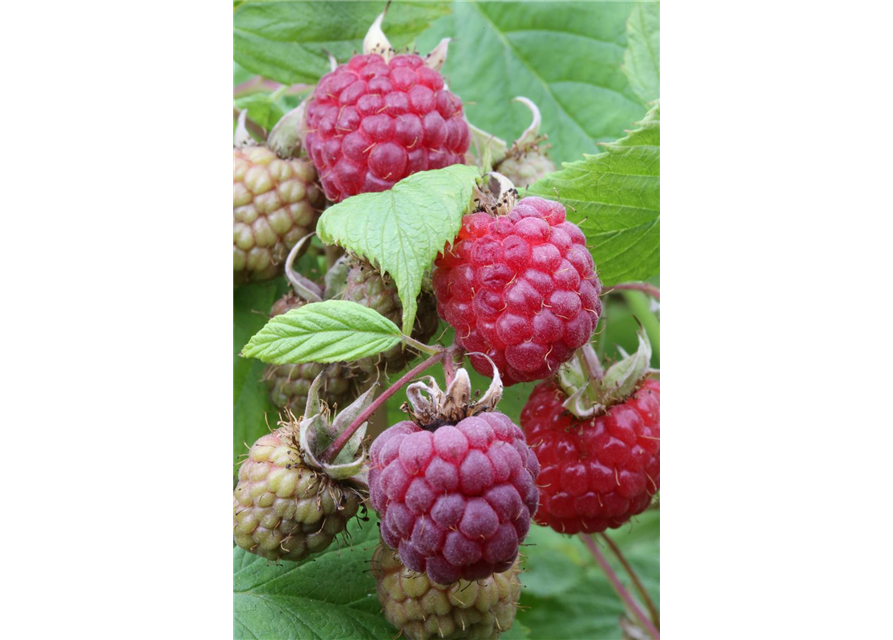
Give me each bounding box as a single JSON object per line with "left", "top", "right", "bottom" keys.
{"left": 368, "top": 370, "right": 539, "bottom": 585}
{"left": 233, "top": 146, "right": 325, "bottom": 284}
{"left": 303, "top": 53, "right": 470, "bottom": 202}
{"left": 341, "top": 260, "right": 439, "bottom": 374}
{"left": 521, "top": 331, "right": 659, "bottom": 534}
{"left": 433, "top": 195, "right": 602, "bottom": 386}
{"left": 233, "top": 381, "right": 374, "bottom": 562}
{"left": 372, "top": 542, "right": 521, "bottom": 640}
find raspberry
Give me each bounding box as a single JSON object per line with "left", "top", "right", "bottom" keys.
{"left": 304, "top": 53, "right": 470, "bottom": 202}
{"left": 233, "top": 146, "right": 325, "bottom": 284}
{"left": 233, "top": 421, "right": 361, "bottom": 562}
{"left": 521, "top": 378, "right": 660, "bottom": 534}
{"left": 433, "top": 196, "right": 602, "bottom": 386}
{"left": 342, "top": 261, "right": 440, "bottom": 374}
{"left": 372, "top": 542, "right": 521, "bottom": 640}
{"left": 263, "top": 291, "right": 366, "bottom": 412}
{"left": 369, "top": 411, "right": 539, "bottom": 585}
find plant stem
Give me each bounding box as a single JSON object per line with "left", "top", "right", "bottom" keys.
{"left": 599, "top": 533, "right": 660, "bottom": 629}
{"left": 232, "top": 108, "right": 267, "bottom": 142}
{"left": 442, "top": 345, "right": 462, "bottom": 386}
{"left": 319, "top": 350, "right": 445, "bottom": 464}
{"left": 581, "top": 534, "right": 660, "bottom": 640}
{"left": 609, "top": 282, "right": 660, "bottom": 301}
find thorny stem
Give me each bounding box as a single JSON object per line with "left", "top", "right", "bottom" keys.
{"left": 580, "top": 343, "right": 605, "bottom": 381}
{"left": 599, "top": 533, "right": 660, "bottom": 630}
{"left": 442, "top": 346, "right": 462, "bottom": 386}
{"left": 581, "top": 534, "right": 660, "bottom": 640}
{"left": 319, "top": 350, "right": 446, "bottom": 464}
{"left": 233, "top": 108, "right": 267, "bottom": 142}
{"left": 608, "top": 282, "right": 660, "bottom": 302}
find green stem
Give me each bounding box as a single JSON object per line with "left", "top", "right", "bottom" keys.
{"left": 402, "top": 334, "right": 442, "bottom": 356}
{"left": 599, "top": 533, "right": 660, "bottom": 630}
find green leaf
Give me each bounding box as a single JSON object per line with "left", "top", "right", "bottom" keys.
{"left": 234, "top": 279, "right": 287, "bottom": 473}
{"left": 234, "top": 515, "right": 393, "bottom": 640}
{"left": 242, "top": 300, "right": 403, "bottom": 364}
{"left": 233, "top": 92, "right": 284, "bottom": 131}
{"left": 233, "top": 1, "right": 451, "bottom": 85}
{"left": 517, "top": 511, "right": 660, "bottom": 640}
{"left": 317, "top": 165, "right": 480, "bottom": 334}
{"left": 623, "top": 1, "right": 660, "bottom": 104}
{"left": 526, "top": 102, "right": 660, "bottom": 286}
{"left": 416, "top": 2, "right": 646, "bottom": 164}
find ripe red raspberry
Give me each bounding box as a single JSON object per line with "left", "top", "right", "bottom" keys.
{"left": 369, "top": 412, "right": 539, "bottom": 585}
{"left": 521, "top": 378, "right": 660, "bottom": 534}
{"left": 433, "top": 196, "right": 602, "bottom": 386}
{"left": 304, "top": 53, "right": 470, "bottom": 202}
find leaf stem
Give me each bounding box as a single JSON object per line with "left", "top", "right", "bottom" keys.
{"left": 232, "top": 107, "right": 266, "bottom": 142}
{"left": 580, "top": 534, "right": 660, "bottom": 640}
{"left": 402, "top": 334, "right": 442, "bottom": 356}
{"left": 608, "top": 282, "right": 660, "bottom": 301}
{"left": 599, "top": 533, "right": 660, "bottom": 629}
{"left": 319, "top": 350, "right": 446, "bottom": 464}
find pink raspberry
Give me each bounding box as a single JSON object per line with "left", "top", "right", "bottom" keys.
{"left": 304, "top": 53, "right": 470, "bottom": 202}
{"left": 433, "top": 197, "right": 602, "bottom": 386}
{"left": 369, "top": 413, "right": 539, "bottom": 585}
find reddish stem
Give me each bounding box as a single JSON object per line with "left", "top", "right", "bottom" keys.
{"left": 608, "top": 282, "right": 660, "bottom": 302}
{"left": 442, "top": 345, "right": 462, "bottom": 386}
{"left": 581, "top": 534, "right": 660, "bottom": 640}
{"left": 599, "top": 533, "right": 660, "bottom": 629}
{"left": 319, "top": 350, "right": 445, "bottom": 464}
{"left": 232, "top": 108, "right": 267, "bottom": 142}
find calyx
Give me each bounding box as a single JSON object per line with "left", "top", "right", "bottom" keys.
{"left": 402, "top": 367, "right": 502, "bottom": 430}
{"left": 362, "top": 10, "right": 450, "bottom": 70}
{"left": 473, "top": 172, "right": 518, "bottom": 216}
{"left": 559, "top": 327, "right": 655, "bottom": 420}
{"left": 297, "top": 374, "right": 377, "bottom": 480}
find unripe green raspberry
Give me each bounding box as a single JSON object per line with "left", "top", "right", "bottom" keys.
{"left": 263, "top": 291, "right": 366, "bottom": 412}
{"left": 342, "top": 261, "right": 439, "bottom": 374}
{"left": 233, "top": 146, "right": 326, "bottom": 285}
{"left": 233, "top": 422, "right": 361, "bottom": 562}
{"left": 495, "top": 151, "right": 555, "bottom": 189}
{"left": 372, "top": 543, "right": 522, "bottom": 640}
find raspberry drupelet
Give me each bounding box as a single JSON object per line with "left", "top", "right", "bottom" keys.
{"left": 304, "top": 53, "right": 470, "bottom": 202}
{"left": 433, "top": 196, "right": 602, "bottom": 386}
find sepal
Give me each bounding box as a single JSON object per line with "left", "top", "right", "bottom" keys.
{"left": 298, "top": 377, "right": 377, "bottom": 480}
{"left": 403, "top": 366, "right": 502, "bottom": 430}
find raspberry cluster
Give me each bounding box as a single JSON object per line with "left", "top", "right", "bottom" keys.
{"left": 521, "top": 378, "right": 660, "bottom": 534}
{"left": 372, "top": 543, "right": 521, "bottom": 640}
{"left": 433, "top": 197, "right": 602, "bottom": 385}
{"left": 304, "top": 53, "right": 470, "bottom": 202}
{"left": 369, "top": 413, "right": 539, "bottom": 586}
{"left": 233, "top": 146, "right": 324, "bottom": 284}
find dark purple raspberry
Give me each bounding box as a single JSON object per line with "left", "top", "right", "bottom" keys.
{"left": 304, "top": 53, "right": 470, "bottom": 202}
{"left": 433, "top": 196, "right": 602, "bottom": 386}
{"left": 369, "top": 412, "right": 539, "bottom": 585}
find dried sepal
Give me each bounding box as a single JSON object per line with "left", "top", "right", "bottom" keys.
{"left": 511, "top": 96, "right": 543, "bottom": 148}
{"left": 284, "top": 235, "right": 324, "bottom": 302}
{"left": 424, "top": 37, "right": 451, "bottom": 72}
{"left": 473, "top": 172, "right": 518, "bottom": 217}
{"left": 323, "top": 254, "right": 351, "bottom": 300}
{"left": 465, "top": 121, "right": 508, "bottom": 171}
{"left": 233, "top": 110, "right": 256, "bottom": 149}
{"left": 363, "top": 11, "right": 394, "bottom": 62}
{"left": 403, "top": 366, "right": 503, "bottom": 430}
